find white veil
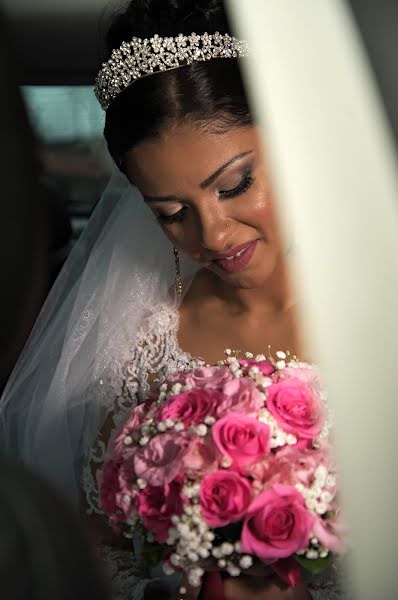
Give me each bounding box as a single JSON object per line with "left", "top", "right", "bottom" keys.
{"left": 0, "top": 171, "right": 198, "bottom": 504}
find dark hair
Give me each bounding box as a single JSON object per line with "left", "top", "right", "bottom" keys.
{"left": 103, "top": 0, "right": 252, "bottom": 170}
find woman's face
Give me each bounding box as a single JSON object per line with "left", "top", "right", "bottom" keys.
{"left": 125, "top": 122, "right": 285, "bottom": 290}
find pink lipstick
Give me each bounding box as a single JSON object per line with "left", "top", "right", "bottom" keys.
{"left": 212, "top": 240, "right": 258, "bottom": 273}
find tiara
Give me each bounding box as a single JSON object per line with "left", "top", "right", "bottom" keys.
{"left": 94, "top": 31, "right": 249, "bottom": 110}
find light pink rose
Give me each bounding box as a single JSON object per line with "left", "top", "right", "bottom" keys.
{"left": 200, "top": 470, "right": 252, "bottom": 527}
{"left": 313, "top": 512, "right": 346, "bottom": 554}
{"left": 275, "top": 363, "right": 323, "bottom": 396}
{"left": 137, "top": 479, "right": 183, "bottom": 543}
{"left": 277, "top": 445, "right": 333, "bottom": 488}
{"left": 266, "top": 378, "right": 324, "bottom": 439}
{"left": 183, "top": 436, "right": 219, "bottom": 477}
{"left": 239, "top": 358, "right": 275, "bottom": 377}
{"left": 212, "top": 414, "right": 270, "bottom": 468}
{"left": 217, "top": 378, "right": 265, "bottom": 416}
{"left": 133, "top": 432, "right": 190, "bottom": 486}
{"left": 172, "top": 366, "right": 233, "bottom": 389}
{"left": 241, "top": 484, "right": 314, "bottom": 559}
{"left": 111, "top": 404, "right": 148, "bottom": 457}
{"left": 159, "top": 389, "right": 221, "bottom": 427}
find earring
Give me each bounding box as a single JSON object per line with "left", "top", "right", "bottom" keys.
{"left": 173, "top": 246, "right": 183, "bottom": 302}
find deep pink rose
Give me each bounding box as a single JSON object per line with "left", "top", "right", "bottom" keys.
{"left": 242, "top": 484, "right": 314, "bottom": 559}
{"left": 266, "top": 378, "right": 324, "bottom": 439}
{"left": 133, "top": 432, "right": 190, "bottom": 486}
{"left": 212, "top": 414, "right": 270, "bottom": 468}
{"left": 183, "top": 436, "right": 219, "bottom": 477}
{"left": 217, "top": 378, "right": 265, "bottom": 416}
{"left": 160, "top": 389, "right": 221, "bottom": 427}
{"left": 239, "top": 359, "right": 275, "bottom": 377}
{"left": 137, "top": 479, "right": 183, "bottom": 543}
{"left": 172, "top": 366, "right": 233, "bottom": 389}
{"left": 100, "top": 459, "right": 122, "bottom": 517}
{"left": 200, "top": 470, "right": 252, "bottom": 527}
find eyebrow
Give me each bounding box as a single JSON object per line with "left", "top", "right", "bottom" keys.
{"left": 143, "top": 150, "right": 254, "bottom": 203}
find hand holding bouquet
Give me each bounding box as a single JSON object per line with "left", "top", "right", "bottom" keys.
{"left": 100, "top": 351, "right": 345, "bottom": 592}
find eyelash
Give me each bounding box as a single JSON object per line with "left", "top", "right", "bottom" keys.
{"left": 157, "top": 172, "right": 255, "bottom": 225}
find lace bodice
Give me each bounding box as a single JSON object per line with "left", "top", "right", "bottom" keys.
{"left": 81, "top": 302, "right": 344, "bottom": 600}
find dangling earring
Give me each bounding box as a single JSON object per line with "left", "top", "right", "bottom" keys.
{"left": 173, "top": 246, "right": 183, "bottom": 302}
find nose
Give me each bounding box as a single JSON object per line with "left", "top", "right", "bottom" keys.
{"left": 196, "top": 204, "right": 234, "bottom": 253}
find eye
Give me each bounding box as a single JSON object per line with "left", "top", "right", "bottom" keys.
{"left": 157, "top": 206, "right": 188, "bottom": 225}
{"left": 219, "top": 171, "right": 254, "bottom": 199}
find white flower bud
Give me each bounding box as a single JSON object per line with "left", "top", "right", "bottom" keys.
{"left": 196, "top": 424, "right": 208, "bottom": 437}
{"left": 174, "top": 422, "right": 184, "bottom": 432}
{"left": 137, "top": 478, "right": 147, "bottom": 489}
{"left": 170, "top": 553, "right": 180, "bottom": 566}
{"left": 239, "top": 555, "right": 253, "bottom": 569}
{"left": 276, "top": 360, "right": 286, "bottom": 370}
{"left": 306, "top": 549, "right": 319, "bottom": 560}
{"left": 234, "top": 541, "right": 242, "bottom": 553}
{"left": 124, "top": 435, "right": 133, "bottom": 445}
{"left": 157, "top": 422, "right": 167, "bottom": 432}
{"left": 165, "top": 418, "right": 174, "bottom": 428}
{"left": 225, "top": 349, "right": 232, "bottom": 356}
{"left": 188, "top": 551, "right": 199, "bottom": 562}
{"left": 204, "top": 416, "right": 216, "bottom": 425}
{"left": 321, "top": 491, "right": 334, "bottom": 504}
{"left": 221, "top": 542, "right": 234, "bottom": 556}
{"left": 226, "top": 563, "right": 241, "bottom": 577}
{"left": 276, "top": 351, "right": 287, "bottom": 360}
{"left": 218, "top": 559, "right": 227, "bottom": 568}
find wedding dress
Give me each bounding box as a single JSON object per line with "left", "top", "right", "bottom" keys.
{"left": 0, "top": 173, "right": 344, "bottom": 600}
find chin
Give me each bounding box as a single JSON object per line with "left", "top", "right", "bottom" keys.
{"left": 211, "top": 263, "right": 277, "bottom": 290}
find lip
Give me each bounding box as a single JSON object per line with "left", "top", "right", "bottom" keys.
{"left": 212, "top": 240, "right": 258, "bottom": 273}
{"left": 212, "top": 241, "right": 258, "bottom": 260}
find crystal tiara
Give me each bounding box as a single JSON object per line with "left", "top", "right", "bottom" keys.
{"left": 94, "top": 31, "right": 249, "bottom": 110}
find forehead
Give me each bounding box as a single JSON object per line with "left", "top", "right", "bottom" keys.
{"left": 125, "top": 123, "right": 259, "bottom": 194}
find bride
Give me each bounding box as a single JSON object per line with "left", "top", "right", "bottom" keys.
{"left": 0, "top": 1, "right": 343, "bottom": 599}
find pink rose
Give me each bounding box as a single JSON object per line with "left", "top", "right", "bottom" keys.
{"left": 172, "top": 366, "right": 233, "bottom": 389}
{"left": 217, "top": 378, "right": 265, "bottom": 416}
{"left": 159, "top": 389, "right": 221, "bottom": 427}
{"left": 183, "top": 436, "right": 219, "bottom": 477}
{"left": 241, "top": 484, "right": 314, "bottom": 559}
{"left": 137, "top": 479, "right": 183, "bottom": 543}
{"left": 133, "top": 432, "right": 190, "bottom": 486}
{"left": 212, "top": 414, "right": 270, "bottom": 468}
{"left": 266, "top": 378, "right": 324, "bottom": 439}
{"left": 200, "top": 470, "right": 252, "bottom": 527}
{"left": 239, "top": 359, "right": 275, "bottom": 377}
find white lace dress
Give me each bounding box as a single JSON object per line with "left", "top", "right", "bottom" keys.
{"left": 81, "top": 302, "right": 344, "bottom": 600}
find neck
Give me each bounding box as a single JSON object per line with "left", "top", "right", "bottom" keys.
{"left": 209, "top": 254, "right": 297, "bottom": 316}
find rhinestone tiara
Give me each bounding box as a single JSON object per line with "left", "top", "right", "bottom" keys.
{"left": 94, "top": 31, "right": 249, "bottom": 110}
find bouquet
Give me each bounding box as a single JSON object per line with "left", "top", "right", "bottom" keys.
{"left": 100, "top": 350, "right": 345, "bottom": 591}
